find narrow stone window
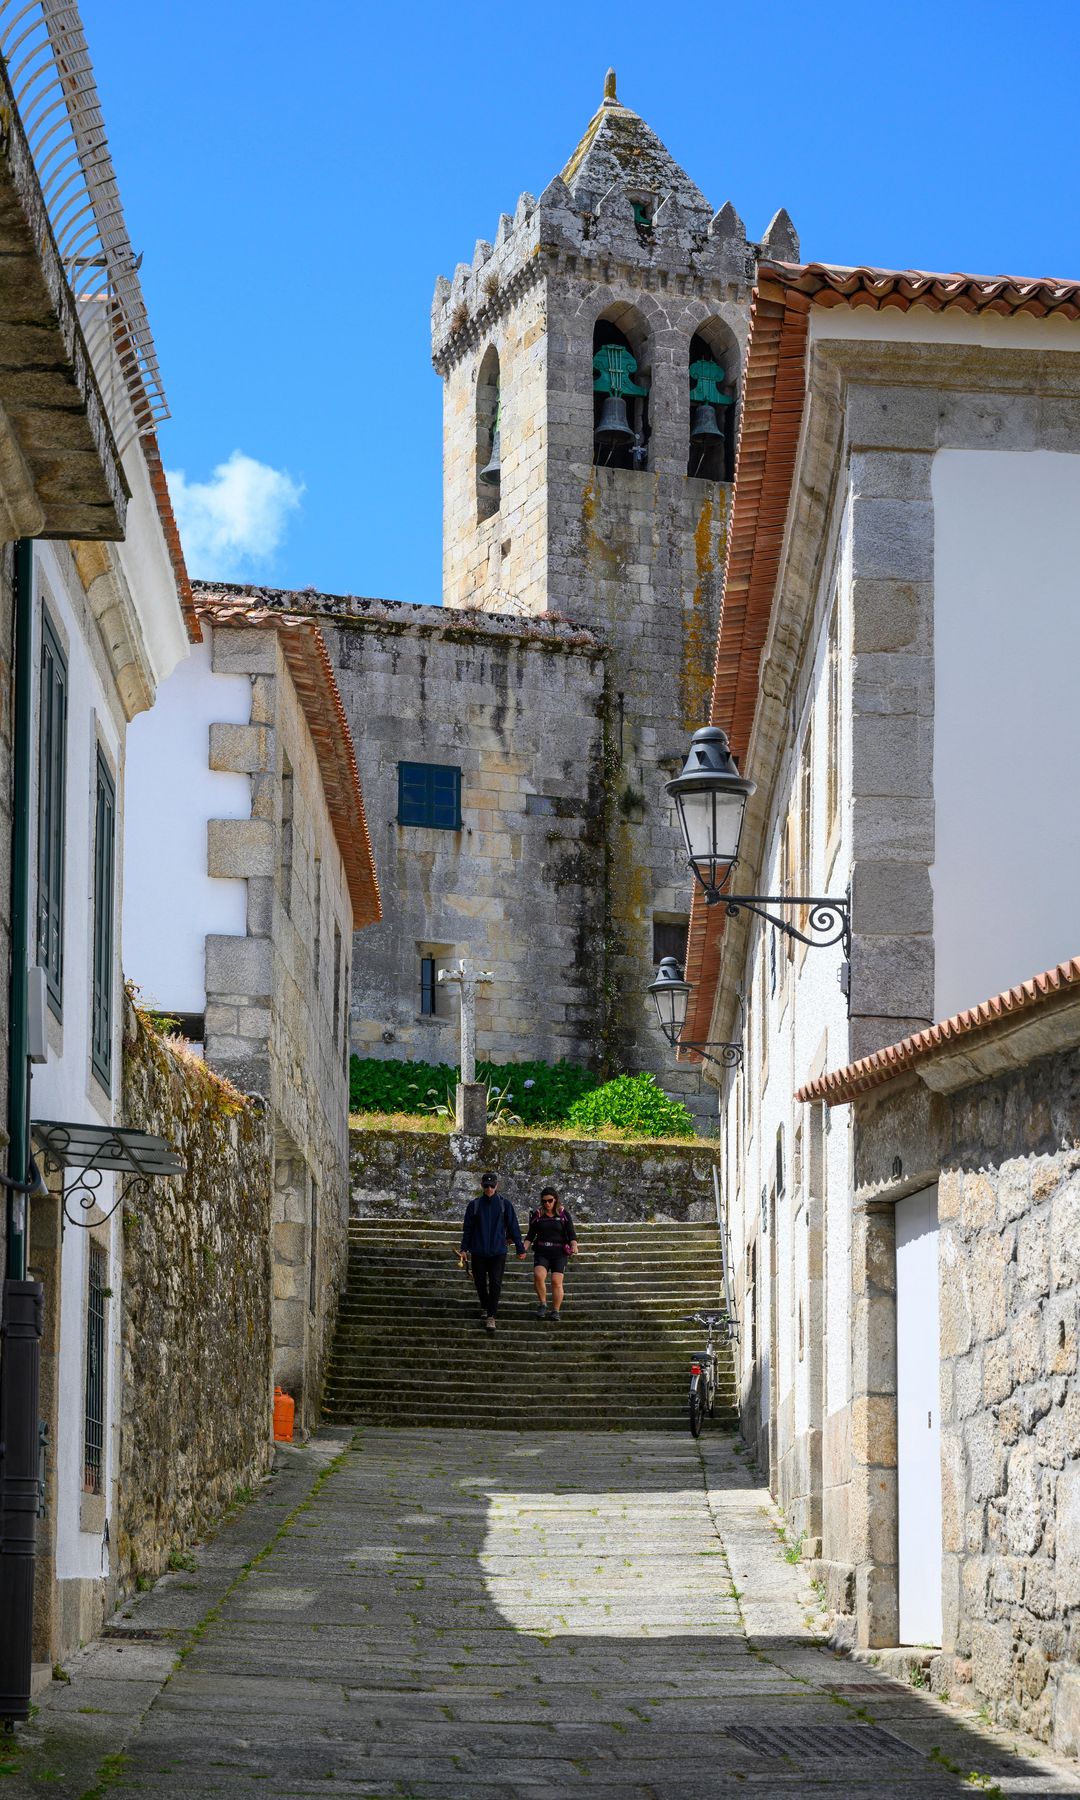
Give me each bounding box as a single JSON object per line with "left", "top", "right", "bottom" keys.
{"left": 652, "top": 915, "right": 688, "bottom": 966}
{"left": 420, "top": 955, "right": 438, "bottom": 1016}
{"left": 280, "top": 753, "right": 294, "bottom": 918}
{"left": 593, "top": 313, "right": 649, "bottom": 471}
{"left": 313, "top": 857, "right": 322, "bottom": 991}
{"left": 775, "top": 1124, "right": 785, "bottom": 1200}
{"left": 476, "top": 345, "right": 500, "bottom": 522}
{"left": 308, "top": 1178, "right": 319, "bottom": 1317}
{"left": 687, "top": 325, "right": 738, "bottom": 481}
{"left": 825, "top": 602, "right": 841, "bottom": 849}
{"left": 333, "top": 922, "right": 342, "bottom": 1047}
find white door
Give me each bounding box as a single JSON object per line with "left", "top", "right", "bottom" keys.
{"left": 896, "top": 1187, "right": 942, "bottom": 1646}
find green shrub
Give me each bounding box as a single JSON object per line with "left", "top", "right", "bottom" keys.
{"left": 349, "top": 1056, "right": 598, "bottom": 1126}
{"left": 565, "top": 1072, "right": 695, "bottom": 1138}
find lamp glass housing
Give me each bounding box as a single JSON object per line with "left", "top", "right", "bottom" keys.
{"left": 665, "top": 726, "right": 756, "bottom": 898}
{"left": 647, "top": 958, "right": 691, "bottom": 1044}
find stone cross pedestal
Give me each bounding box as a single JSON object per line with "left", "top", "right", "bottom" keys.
{"left": 436, "top": 960, "right": 493, "bottom": 1136}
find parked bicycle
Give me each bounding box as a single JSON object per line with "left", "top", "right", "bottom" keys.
{"left": 686, "top": 1311, "right": 727, "bottom": 1437}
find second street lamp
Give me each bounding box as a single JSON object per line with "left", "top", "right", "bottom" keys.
{"left": 647, "top": 958, "right": 742, "bottom": 1070}
{"left": 666, "top": 726, "right": 850, "bottom": 958}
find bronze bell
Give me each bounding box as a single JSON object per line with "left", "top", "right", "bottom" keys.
{"left": 594, "top": 394, "right": 636, "bottom": 446}
{"left": 690, "top": 402, "right": 725, "bottom": 444}
{"left": 479, "top": 426, "right": 501, "bottom": 487}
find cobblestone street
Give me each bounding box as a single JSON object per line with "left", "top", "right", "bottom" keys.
{"left": 5, "top": 1429, "right": 1080, "bottom": 1798}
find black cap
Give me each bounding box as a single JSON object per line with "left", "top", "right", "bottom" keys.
{"left": 481, "top": 1172, "right": 498, "bottom": 1186}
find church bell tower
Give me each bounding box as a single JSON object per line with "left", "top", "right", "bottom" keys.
{"left": 431, "top": 74, "right": 797, "bottom": 1084}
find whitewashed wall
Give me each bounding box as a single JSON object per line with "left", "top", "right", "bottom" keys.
{"left": 29, "top": 543, "right": 124, "bottom": 1591}
{"left": 720, "top": 495, "right": 854, "bottom": 1511}
{"left": 932, "top": 448, "right": 1080, "bottom": 1019}
{"left": 123, "top": 635, "right": 250, "bottom": 1013}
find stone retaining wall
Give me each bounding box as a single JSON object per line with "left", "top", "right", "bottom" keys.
{"left": 350, "top": 1126, "right": 721, "bottom": 1223}
{"left": 119, "top": 1001, "right": 274, "bottom": 1593}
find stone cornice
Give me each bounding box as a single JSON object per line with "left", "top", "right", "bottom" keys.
{"left": 71, "top": 541, "right": 155, "bottom": 721}
{"left": 191, "top": 581, "right": 606, "bottom": 659}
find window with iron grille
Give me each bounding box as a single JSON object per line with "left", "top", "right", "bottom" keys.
{"left": 397, "top": 762, "right": 461, "bottom": 831}
{"left": 91, "top": 751, "right": 115, "bottom": 1091}
{"left": 84, "top": 1244, "right": 106, "bottom": 1495}
{"left": 37, "top": 609, "right": 68, "bottom": 1017}
{"left": 420, "top": 955, "right": 439, "bottom": 1016}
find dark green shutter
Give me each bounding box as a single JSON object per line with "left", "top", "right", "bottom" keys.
{"left": 37, "top": 610, "right": 68, "bottom": 1015}
{"left": 398, "top": 761, "right": 462, "bottom": 830}
{"left": 91, "top": 750, "right": 115, "bottom": 1091}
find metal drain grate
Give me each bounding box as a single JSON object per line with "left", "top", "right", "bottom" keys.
{"left": 724, "top": 1723, "right": 921, "bottom": 1761}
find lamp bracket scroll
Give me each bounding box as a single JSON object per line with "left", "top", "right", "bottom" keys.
{"left": 719, "top": 891, "right": 851, "bottom": 961}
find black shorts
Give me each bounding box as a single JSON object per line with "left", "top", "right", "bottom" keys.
{"left": 534, "top": 1247, "right": 568, "bottom": 1274}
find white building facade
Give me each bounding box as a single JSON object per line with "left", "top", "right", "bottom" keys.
{"left": 683, "top": 263, "right": 1080, "bottom": 1652}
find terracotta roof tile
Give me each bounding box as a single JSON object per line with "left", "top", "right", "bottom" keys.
{"left": 682, "top": 258, "right": 1080, "bottom": 1047}
{"left": 796, "top": 958, "right": 1080, "bottom": 1106}
{"left": 195, "top": 597, "right": 381, "bottom": 927}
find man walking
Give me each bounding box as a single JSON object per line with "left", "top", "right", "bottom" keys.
{"left": 459, "top": 1171, "right": 525, "bottom": 1333}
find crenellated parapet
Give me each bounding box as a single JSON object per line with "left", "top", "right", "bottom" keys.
{"left": 432, "top": 78, "right": 796, "bottom": 374}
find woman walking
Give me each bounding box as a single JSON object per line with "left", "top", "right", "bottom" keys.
{"left": 526, "top": 1186, "right": 578, "bottom": 1323}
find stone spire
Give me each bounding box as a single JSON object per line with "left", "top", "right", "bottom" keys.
{"left": 559, "top": 76, "right": 713, "bottom": 218}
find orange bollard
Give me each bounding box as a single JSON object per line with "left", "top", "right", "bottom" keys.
{"left": 273, "top": 1386, "right": 295, "bottom": 1442}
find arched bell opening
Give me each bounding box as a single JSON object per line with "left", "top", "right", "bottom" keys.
{"left": 687, "top": 323, "right": 738, "bottom": 482}
{"left": 476, "top": 345, "right": 501, "bottom": 522}
{"left": 592, "top": 308, "right": 650, "bottom": 472}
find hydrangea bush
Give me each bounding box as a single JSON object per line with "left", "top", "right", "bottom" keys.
{"left": 349, "top": 1056, "right": 598, "bottom": 1126}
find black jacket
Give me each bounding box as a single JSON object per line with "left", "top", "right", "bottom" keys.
{"left": 526, "top": 1206, "right": 576, "bottom": 1250}
{"left": 460, "top": 1191, "right": 524, "bottom": 1258}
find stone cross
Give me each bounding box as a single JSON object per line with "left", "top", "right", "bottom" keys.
{"left": 437, "top": 959, "right": 493, "bottom": 1086}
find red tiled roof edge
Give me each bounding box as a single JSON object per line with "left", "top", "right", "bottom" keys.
{"left": 682, "top": 257, "right": 1080, "bottom": 1051}
{"left": 796, "top": 958, "right": 1080, "bottom": 1106}
{"left": 767, "top": 261, "right": 1080, "bottom": 319}
{"left": 681, "top": 276, "right": 812, "bottom": 1048}
{"left": 142, "top": 433, "right": 200, "bottom": 644}
{"left": 196, "top": 599, "right": 382, "bottom": 926}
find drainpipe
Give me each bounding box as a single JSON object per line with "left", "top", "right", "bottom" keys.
{"left": 0, "top": 536, "right": 44, "bottom": 1722}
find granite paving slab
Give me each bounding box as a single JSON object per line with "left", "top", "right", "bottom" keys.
{"left": 4, "top": 1426, "right": 1080, "bottom": 1797}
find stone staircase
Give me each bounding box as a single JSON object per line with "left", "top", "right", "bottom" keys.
{"left": 322, "top": 1219, "right": 738, "bottom": 1431}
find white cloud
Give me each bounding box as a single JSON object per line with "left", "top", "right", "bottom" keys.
{"left": 166, "top": 450, "right": 304, "bottom": 579}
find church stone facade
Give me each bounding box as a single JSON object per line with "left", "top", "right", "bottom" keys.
{"left": 209, "top": 79, "right": 796, "bottom": 1097}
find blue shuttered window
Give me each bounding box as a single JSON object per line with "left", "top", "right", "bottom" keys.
{"left": 37, "top": 610, "right": 67, "bottom": 1016}
{"left": 91, "top": 751, "right": 116, "bottom": 1092}
{"left": 398, "top": 762, "right": 462, "bottom": 830}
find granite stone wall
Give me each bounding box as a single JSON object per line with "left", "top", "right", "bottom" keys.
{"left": 848, "top": 1043, "right": 1080, "bottom": 1752}
{"left": 118, "top": 999, "right": 273, "bottom": 1594}
{"left": 350, "top": 1125, "right": 721, "bottom": 1224}
{"left": 321, "top": 603, "right": 612, "bottom": 1071}
{"left": 204, "top": 620, "right": 355, "bottom": 1431}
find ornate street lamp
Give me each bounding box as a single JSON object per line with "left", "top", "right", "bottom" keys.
{"left": 666, "top": 727, "right": 850, "bottom": 957}
{"left": 647, "top": 958, "right": 742, "bottom": 1070}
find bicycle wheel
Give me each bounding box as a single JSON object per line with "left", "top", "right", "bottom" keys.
{"left": 706, "top": 1367, "right": 716, "bottom": 1417}
{"left": 688, "top": 1375, "right": 706, "bottom": 1438}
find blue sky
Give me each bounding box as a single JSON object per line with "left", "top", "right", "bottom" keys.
{"left": 82, "top": 0, "right": 1080, "bottom": 603}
